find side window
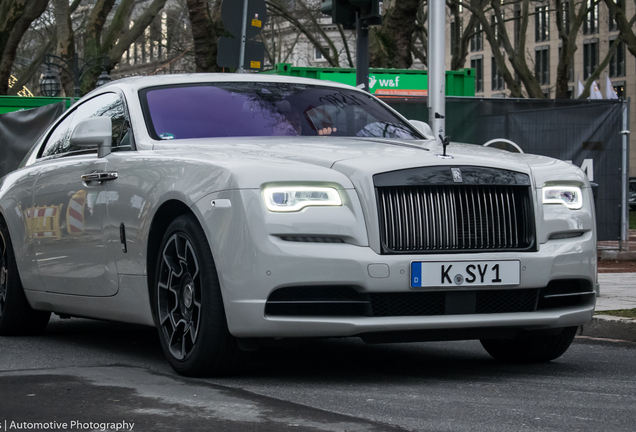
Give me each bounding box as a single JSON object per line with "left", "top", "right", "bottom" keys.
{"left": 39, "top": 93, "right": 129, "bottom": 158}
{"left": 39, "top": 113, "right": 75, "bottom": 158}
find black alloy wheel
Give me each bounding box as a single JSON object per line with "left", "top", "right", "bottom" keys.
{"left": 154, "top": 214, "right": 239, "bottom": 376}
{"left": 157, "top": 231, "right": 203, "bottom": 361}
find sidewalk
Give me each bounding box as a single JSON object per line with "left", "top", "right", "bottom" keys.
{"left": 578, "top": 273, "right": 636, "bottom": 342}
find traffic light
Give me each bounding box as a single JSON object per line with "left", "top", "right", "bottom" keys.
{"left": 320, "top": 0, "right": 357, "bottom": 29}
{"left": 349, "top": 0, "right": 383, "bottom": 25}
{"left": 321, "top": 0, "right": 382, "bottom": 29}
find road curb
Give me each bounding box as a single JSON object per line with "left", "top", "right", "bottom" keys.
{"left": 600, "top": 250, "right": 636, "bottom": 261}
{"left": 579, "top": 315, "right": 636, "bottom": 342}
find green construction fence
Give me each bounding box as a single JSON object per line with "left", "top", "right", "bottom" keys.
{"left": 262, "top": 63, "right": 475, "bottom": 97}
{"left": 0, "top": 96, "right": 73, "bottom": 115}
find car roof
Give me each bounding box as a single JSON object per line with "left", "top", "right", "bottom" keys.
{"left": 97, "top": 73, "right": 358, "bottom": 93}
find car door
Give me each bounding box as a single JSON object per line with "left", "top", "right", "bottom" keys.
{"left": 99, "top": 93, "right": 152, "bottom": 277}
{"left": 30, "top": 93, "right": 122, "bottom": 296}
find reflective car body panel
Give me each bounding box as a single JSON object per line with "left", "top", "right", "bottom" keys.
{"left": 0, "top": 74, "right": 596, "bottom": 337}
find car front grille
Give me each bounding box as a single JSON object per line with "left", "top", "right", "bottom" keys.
{"left": 374, "top": 166, "right": 535, "bottom": 254}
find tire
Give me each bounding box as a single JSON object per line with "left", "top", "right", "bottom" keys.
{"left": 0, "top": 221, "right": 50, "bottom": 335}
{"left": 152, "top": 214, "right": 240, "bottom": 377}
{"left": 480, "top": 327, "right": 577, "bottom": 363}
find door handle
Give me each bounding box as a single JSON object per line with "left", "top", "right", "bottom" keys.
{"left": 81, "top": 171, "right": 119, "bottom": 183}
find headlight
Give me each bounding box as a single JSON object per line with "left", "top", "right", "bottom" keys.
{"left": 542, "top": 186, "right": 583, "bottom": 210}
{"left": 263, "top": 186, "right": 342, "bottom": 212}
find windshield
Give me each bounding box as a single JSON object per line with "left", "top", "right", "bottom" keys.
{"left": 140, "top": 82, "right": 422, "bottom": 141}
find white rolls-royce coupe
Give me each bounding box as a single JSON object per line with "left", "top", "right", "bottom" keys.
{"left": 0, "top": 75, "right": 597, "bottom": 376}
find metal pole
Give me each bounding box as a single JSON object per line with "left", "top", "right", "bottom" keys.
{"left": 620, "top": 98, "right": 630, "bottom": 251}
{"left": 356, "top": 15, "right": 369, "bottom": 92}
{"left": 238, "top": 0, "right": 249, "bottom": 73}
{"left": 428, "top": 0, "right": 446, "bottom": 138}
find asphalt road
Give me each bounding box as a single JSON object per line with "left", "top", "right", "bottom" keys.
{"left": 1, "top": 316, "right": 635, "bottom": 432}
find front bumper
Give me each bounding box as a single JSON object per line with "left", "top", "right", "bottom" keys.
{"left": 193, "top": 190, "right": 597, "bottom": 339}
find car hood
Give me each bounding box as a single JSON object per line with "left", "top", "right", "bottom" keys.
{"left": 150, "top": 136, "right": 587, "bottom": 190}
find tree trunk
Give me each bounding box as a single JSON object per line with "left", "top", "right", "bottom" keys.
{"left": 54, "top": 0, "right": 76, "bottom": 96}
{"left": 186, "top": 0, "right": 223, "bottom": 72}
{"left": 554, "top": 0, "right": 590, "bottom": 99}
{"left": 449, "top": 0, "right": 479, "bottom": 71}
{"left": 84, "top": 0, "right": 117, "bottom": 58}
{"left": 79, "top": 0, "right": 167, "bottom": 94}
{"left": 369, "top": 0, "right": 422, "bottom": 68}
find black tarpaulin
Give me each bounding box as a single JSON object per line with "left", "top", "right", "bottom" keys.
{"left": 0, "top": 102, "right": 65, "bottom": 178}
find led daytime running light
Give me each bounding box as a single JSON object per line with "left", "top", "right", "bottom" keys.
{"left": 543, "top": 186, "right": 583, "bottom": 210}
{"left": 264, "top": 186, "right": 342, "bottom": 212}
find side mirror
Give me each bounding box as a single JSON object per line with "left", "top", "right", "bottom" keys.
{"left": 409, "top": 120, "right": 435, "bottom": 139}
{"left": 70, "top": 117, "right": 112, "bottom": 158}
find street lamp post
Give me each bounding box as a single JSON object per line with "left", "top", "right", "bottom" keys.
{"left": 40, "top": 53, "right": 111, "bottom": 98}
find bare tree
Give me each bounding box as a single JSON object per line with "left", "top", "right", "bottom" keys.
{"left": 0, "top": 0, "right": 49, "bottom": 95}
{"left": 411, "top": 4, "right": 428, "bottom": 67}
{"left": 578, "top": 36, "right": 620, "bottom": 98}
{"left": 266, "top": 0, "right": 354, "bottom": 67}
{"left": 185, "top": 0, "right": 223, "bottom": 72}
{"left": 369, "top": 0, "right": 422, "bottom": 68}
{"left": 9, "top": 0, "right": 81, "bottom": 96}
{"left": 448, "top": 0, "right": 481, "bottom": 71}
{"left": 53, "top": 0, "right": 74, "bottom": 95}
{"left": 604, "top": 0, "right": 636, "bottom": 57}
{"left": 81, "top": 0, "right": 169, "bottom": 92}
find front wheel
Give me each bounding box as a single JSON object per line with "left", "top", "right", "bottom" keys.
{"left": 480, "top": 327, "right": 578, "bottom": 363}
{"left": 153, "top": 214, "right": 239, "bottom": 376}
{"left": 0, "top": 221, "right": 50, "bottom": 335}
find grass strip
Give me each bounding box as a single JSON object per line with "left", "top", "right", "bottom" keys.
{"left": 595, "top": 309, "right": 636, "bottom": 319}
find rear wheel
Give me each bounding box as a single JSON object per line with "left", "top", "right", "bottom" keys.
{"left": 480, "top": 327, "right": 577, "bottom": 363}
{"left": 153, "top": 214, "right": 239, "bottom": 376}
{"left": 0, "top": 222, "right": 50, "bottom": 335}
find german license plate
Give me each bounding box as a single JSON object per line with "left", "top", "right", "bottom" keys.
{"left": 411, "top": 260, "right": 520, "bottom": 288}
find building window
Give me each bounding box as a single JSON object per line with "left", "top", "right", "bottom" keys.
{"left": 561, "top": 2, "right": 570, "bottom": 31}
{"left": 583, "top": 41, "right": 598, "bottom": 79}
{"left": 559, "top": 47, "right": 574, "bottom": 82}
{"left": 491, "top": 15, "right": 502, "bottom": 46}
{"left": 535, "top": 46, "right": 550, "bottom": 85}
{"left": 450, "top": 20, "right": 458, "bottom": 57}
{"left": 609, "top": 39, "right": 626, "bottom": 77}
{"left": 471, "top": 57, "right": 483, "bottom": 92}
{"left": 613, "top": 83, "right": 625, "bottom": 98}
{"left": 609, "top": 10, "right": 618, "bottom": 32}
{"left": 535, "top": 4, "right": 549, "bottom": 42}
{"left": 492, "top": 57, "right": 504, "bottom": 90}
{"left": 315, "top": 47, "right": 329, "bottom": 61}
{"left": 471, "top": 24, "right": 483, "bottom": 52}
{"left": 584, "top": 0, "right": 599, "bottom": 34}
